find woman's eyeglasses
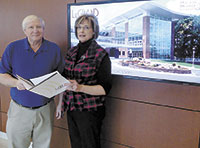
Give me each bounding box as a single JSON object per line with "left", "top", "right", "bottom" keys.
{"left": 76, "top": 26, "right": 91, "bottom": 30}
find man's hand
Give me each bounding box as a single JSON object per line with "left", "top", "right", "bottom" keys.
{"left": 16, "top": 80, "right": 26, "bottom": 90}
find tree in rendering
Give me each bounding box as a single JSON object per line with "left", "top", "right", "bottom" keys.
{"left": 174, "top": 16, "right": 200, "bottom": 61}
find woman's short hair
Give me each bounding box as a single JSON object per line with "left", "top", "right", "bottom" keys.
{"left": 75, "top": 14, "right": 99, "bottom": 39}
{"left": 22, "top": 15, "right": 45, "bottom": 31}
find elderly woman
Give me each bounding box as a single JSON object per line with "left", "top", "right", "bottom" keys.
{"left": 56, "top": 14, "right": 112, "bottom": 148}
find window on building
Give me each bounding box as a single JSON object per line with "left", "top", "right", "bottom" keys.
{"left": 150, "top": 15, "right": 171, "bottom": 59}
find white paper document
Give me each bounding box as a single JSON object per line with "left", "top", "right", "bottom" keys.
{"left": 17, "top": 71, "right": 70, "bottom": 98}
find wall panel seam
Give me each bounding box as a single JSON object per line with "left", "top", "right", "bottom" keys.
{"left": 109, "top": 96, "right": 200, "bottom": 113}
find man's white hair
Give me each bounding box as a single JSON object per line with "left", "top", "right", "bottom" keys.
{"left": 22, "top": 15, "right": 45, "bottom": 31}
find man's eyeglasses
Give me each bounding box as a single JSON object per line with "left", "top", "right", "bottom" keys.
{"left": 76, "top": 26, "right": 91, "bottom": 30}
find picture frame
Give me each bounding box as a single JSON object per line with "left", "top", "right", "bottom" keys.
{"left": 67, "top": 0, "right": 200, "bottom": 85}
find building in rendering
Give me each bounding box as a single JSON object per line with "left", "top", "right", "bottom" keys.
{"left": 97, "top": 1, "right": 189, "bottom": 60}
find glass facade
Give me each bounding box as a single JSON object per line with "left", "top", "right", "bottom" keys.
{"left": 150, "top": 16, "right": 171, "bottom": 59}
{"left": 115, "top": 22, "right": 125, "bottom": 45}
{"left": 128, "top": 15, "right": 143, "bottom": 57}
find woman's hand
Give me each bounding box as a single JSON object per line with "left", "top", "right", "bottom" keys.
{"left": 56, "top": 103, "right": 62, "bottom": 119}
{"left": 56, "top": 92, "right": 64, "bottom": 120}
{"left": 69, "top": 80, "right": 79, "bottom": 91}
{"left": 64, "top": 80, "right": 81, "bottom": 92}
{"left": 65, "top": 80, "right": 106, "bottom": 95}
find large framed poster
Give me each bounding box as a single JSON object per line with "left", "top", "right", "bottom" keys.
{"left": 67, "top": 0, "right": 200, "bottom": 85}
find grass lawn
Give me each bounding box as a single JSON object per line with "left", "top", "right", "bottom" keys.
{"left": 151, "top": 59, "right": 200, "bottom": 69}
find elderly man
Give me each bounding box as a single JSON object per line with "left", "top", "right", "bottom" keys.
{"left": 0, "top": 15, "right": 64, "bottom": 148}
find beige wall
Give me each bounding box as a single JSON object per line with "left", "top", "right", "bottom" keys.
{"left": 0, "top": 0, "right": 200, "bottom": 148}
